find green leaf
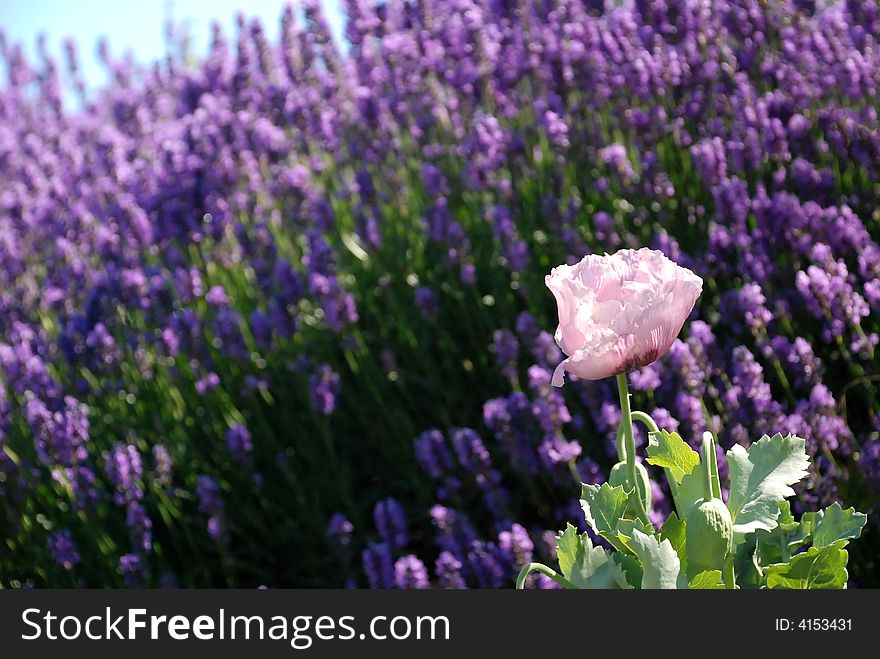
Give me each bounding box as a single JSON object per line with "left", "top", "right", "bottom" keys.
{"left": 755, "top": 502, "right": 801, "bottom": 565}
{"left": 764, "top": 546, "right": 849, "bottom": 589}
{"left": 777, "top": 501, "right": 799, "bottom": 534}
{"left": 646, "top": 430, "right": 700, "bottom": 484}
{"left": 659, "top": 512, "right": 691, "bottom": 588}
{"left": 811, "top": 503, "right": 867, "bottom": 549}
{"left": 689, "top": 570, "right": 724, "bottom": 589}
{"left": 581, "top": 483, "right": 631, "bottom": 553}
{"left": 611, "top": 552, "right": 643, "bottom": 589}
{"left": 555, "top": 524, "right": 626, "bottom": 589}
{"left": 555, "top": 524, "right": 582, "bottom": 580}
{"left": 605, "top": 557, "right": 632, "bottom": 589}
{"left": 733, "top": 535, "right": 764, "bottom": 589}
{"left": 788, "top": 511, "right": 817, "bottom": 552}
{"left": 726, "top": 434, "right": 810, "bottom": 540}
{"left": 672, "top": 465, "right": 705, "bottom": 523}
{"left": 629, "top": 529, "right": 681, "bottom": 589}
{"left": 658, "top": 512, "right": 688, "bottom": 575}
{"left": 616, "top": 517, "right": 655, "bottom": 554}
{"left": 617, "top": 517, "right": 654, "bottom": 537}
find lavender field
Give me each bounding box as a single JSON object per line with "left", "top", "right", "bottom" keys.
{"left": 0, "top": 0, "right": 879, "bottom": 588}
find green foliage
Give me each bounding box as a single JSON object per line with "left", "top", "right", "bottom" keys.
{"left": 726, "top": 434, "right": 811, "bottom": 541}
{"left": 658, "top": 512, "right": 688, "bottom": 579}
{"left": 555, "top": 524, "right": 629, "bottom": 589}
{"left": 521, "top": 430, "right": 868, "bottom": 590}
{"left": 629, "top": 530, "right": 680, "bottom": 589}
{"left": 580, "top": 482, "right": 632, "bottom": 554}
{"left": 646, "top": 430, "right": 699, "bottom": 484}
{"left": 811, "top": 504, "right": 868, "bottom": 549}
{"left": 764, "top": 546, "right": 849, "bottom": 590}
{"left": 689, "top": 571, "right": 725, "bottom": 589}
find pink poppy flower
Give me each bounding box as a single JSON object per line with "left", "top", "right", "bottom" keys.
{"left": 546, "top": 248, "right": 703, "bottom": 385}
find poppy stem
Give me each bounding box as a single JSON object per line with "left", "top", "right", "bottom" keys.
{"left": 631, "top": 410, "right": 679, "bottom": 502}
{"left": 616, "top": 372, "right": 648, "bottom": 523}
{"left": 515, "top": 562, "right": 577, "bottom": 590}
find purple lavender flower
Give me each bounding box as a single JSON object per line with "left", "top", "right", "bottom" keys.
{"left": 393, "top": 555, "right": 430, "bottom": 589}
{"left": 498, "top": 523, "right": 533, "bottom": 569}
{"left": 796, "top": 244, "right": 870, "bottom": 342}
{"left": 48, "top": 529, "right": 80, "bottom": 570}
{"left": 630, "top": 364, "right": 662, "bottom": 392}
{"left": 492, "top": 329, "right": 519, "bottom": 383}
{"left": 196, "top": 475, "right": 225, "bottom": 540}
{"left": 205, "top": 285, "right": 229, "bottom": 307}
{"left": 429, "top": 505, "right": 478, "bottom": 561}
{"left": 250, "top": 310, "right": 273, "bottom": 348}
{"left": 466, "top": 541, "right": 507, "bottom": 589}
{"left": 125, "top": 501, "right": 153, "bottom": 553}
{"left": 435, "top": 551, "right": 467, "bottom": 589}
{"left": 542, "top": 110, "right": 570, "bottom": 150}
{"left": 414, "top": 286, "right": 439, "bottom": 320}
{"left": 119, "top": 553, "right": 144, "bottom": 587}
{"left": 362, "top": 543, "right": 394, "bottom": 589}
{"left": 105, "top": 443, "right": 143, "bottom": 505}
{"left": 650, "top": 407, "right": 680, "bottom": 433}
{"left": 414, "top": 429, "right": 460, "bottom": 498}
{"left": 195, "top": 372, "right": 221, "bottom": 396}
{"left": 736, "top": 283, "right": 774, "bottom": 332}
{"left": 226, "top": 423, "right": 253, "bottom": 460}
{"left": 151, "top": 444, "right": 173, "bottom": 487}
{"left": 309, "top": 364, "right": 340, "bottom": 415}
{"left": 373, "top": 498, "right": 408, "bottom": 550}
{"left": 599, "top": 144, "right": 635, "bottom": 182}
{"left": 327, "top": 512, "right": 354, "bottom": 550}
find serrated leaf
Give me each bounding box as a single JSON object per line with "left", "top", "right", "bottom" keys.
{"left": 581, "top": 482, "right": 632, "bottom": 553}
{"left": 555, "top": 523, "right": 624, "bottom": 589}
{"left": 616, "top": 517, "right": 655, "bottom": 553}
{"left": 646, "top": 430, "right": 700, "bottom": 484}
{"left": 689, "top": 570, "right": 724, "bottom": 589}
{"left": 605, "top": 555, "right": 633, "bottom": 589}
{"left": 811, "top": 503, "right": 867, "bottom": 549}
{"left": 777, "top": 501, "right": 799, "bottom": 533}
{"left": 629, "top": 529, "right": 681, "bottom": 589}
{"left": 611, "top": 552, "right": 642, "bottom": 589}
{"left": 764, "top": 546, "right": 848, "bottom": 589}
{"left": 555, "top": 524, "right": 581, "bottom": 579}
{"left": 726, "top": 434, "right": 810, "bottom": 540}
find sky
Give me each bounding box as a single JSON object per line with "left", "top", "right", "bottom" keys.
{"left": 1, "top": 0, "right": 345, "bottom": 91}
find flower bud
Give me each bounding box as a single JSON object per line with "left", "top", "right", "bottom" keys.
{"left": 685, "top": 497, "right": 733, "bottom": 573}
{"left": 608, "top": 460, "right": 652, "bottom": 514}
